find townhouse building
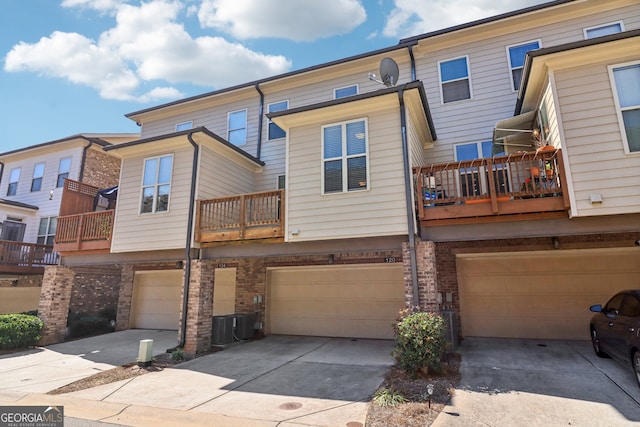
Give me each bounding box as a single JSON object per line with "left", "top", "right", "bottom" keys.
{"left": 39, "top": 0, "right": 639, "bottom": 353}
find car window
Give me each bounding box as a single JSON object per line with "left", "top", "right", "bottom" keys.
{"left": 604, "top": 293, "right": 625, "bottom": 315}
{"left": 621, "top": 295, "right": 640, "bottom": 317}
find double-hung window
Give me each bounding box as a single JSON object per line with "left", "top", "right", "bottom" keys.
{"left": 57, "top": 157, "right": 71, "bottom": 187}
{"left": 31, "top": 162, "right": 45, "bottom": 192}
{"left": 507, "top": 40, "right": 540, "bottom": 91}
{"left": 37, "top": 217, "right": 57, "bottom": 246}
{"left": 267, "top": 101, "right": 288, "bottom": 140}
{"left": 141, "top": 154, "right": 173, "bottom": 214}
{"left": 439, "top": 56, "right": 472, "bottom": 103}
{"left": 7, "top": 168, "right": 20, "bottom": 196}
{"left": 609, "top": 61, "right": 640, "bottom": 153}
{"left": 334, "top": 84, "right": 358, "bottom": 99}
{"left": 584, "top": 21, "right": 623, "bottom": 39}
{"left": 227, "top": 109, "right": 247, "bottom": 146}
{"left": 322, "top": 119, "right": 368, "bottom": 194}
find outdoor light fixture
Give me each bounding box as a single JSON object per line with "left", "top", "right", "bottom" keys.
{"left": 552, "top": 237, "right": 560, "bottom": 250}
{"left": 49, "top": 189, "right": 54, "bottom": 200}
{"left": 427, "top": 383, "right": 434, "bottom": 408}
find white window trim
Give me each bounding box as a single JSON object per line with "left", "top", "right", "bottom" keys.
{"left": 608, "top": 60, "right": 640, "bottom": 155}
{"left": 31, "top": 162, "right": 45, "bottom": 192}
{"left": 139, "top": 154, "right": 174, "bottom": 214}
{"left": 583, "top": 20, "right": 624, "bottom": 39}
{"left": 437, "top": 55, "right": 473, "bottom": 104}
{"left": 7, "top": 167, "right": 20, "bottom": 196}
{"left": 57, "top": 157, "right": 71, "bottom": 188}
{"left": 505, "top": 39, "right": 542, "bottom": 92}
{"left": 267, "top": 100, "right": 288, "bottom": 140}
{"left": 175, "top": 121, "right": 193, "bottom": 131}
{"left": 333, "top": 84, "right": 359, "bottom": 99}
{"left": 276, "top": 174, "right": 286, "bottom": 190}
{"left": 320, "top": 117, "right": 370, "bottom": 195}
{"left": 227, "top": 109, "right": 248, "bottom": 146}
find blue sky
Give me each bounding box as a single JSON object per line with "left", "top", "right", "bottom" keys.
{"left": 1, "top": 0, "right": 545, "bottom": 153}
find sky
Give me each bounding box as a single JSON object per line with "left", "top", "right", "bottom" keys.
{"left": 0, "top": 0, "right": 548, "bottom": 153}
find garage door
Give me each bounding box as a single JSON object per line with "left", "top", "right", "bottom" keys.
{"left": 457, "top": 248, "right": 640, "bottom": 340}
{"left": 267, "top": 264, "right": 404, "bottom": 339}
{"left": 130, "top": 270, "right": 182, "bottom": 330}
{"left": 0, "top": 287, "right": 41, "bottom": 314}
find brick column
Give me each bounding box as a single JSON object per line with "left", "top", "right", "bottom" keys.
{"left": 183, "top": 260, "right": 214, "bottom": 354}
{"left": 402, "top": 240, "right": 439, "bottom": 312}
{"left": 38, "top": 266, "right": 75, "bottom": 345}
{"left": 115, "top": 264, "right": 134, "bottom": 331}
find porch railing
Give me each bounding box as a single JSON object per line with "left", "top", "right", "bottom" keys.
{"left": 54, "top": 210, "right": 114, "bottom": 252}
{"left": 0, "top": 240, "right": 58, "bottom": 273}
{"left": 414, "top": 148, "right": 570, "bottom": 224}
{"left": 196, "top": 190, "right": 285, "bottom": 242}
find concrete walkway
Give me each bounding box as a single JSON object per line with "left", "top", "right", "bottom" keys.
{"left": 0, "top": 332, "right": 395, "bottom": 427}
{"left": 432, "top": 338, "right": 640, "bottom": 427}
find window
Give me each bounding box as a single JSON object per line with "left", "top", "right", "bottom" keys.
{"left": 334, "top": 84, "right": 358, "bottom": 99}
{"left": 507, "top": 40, "right": 540, "bottom": 91}
{"left": 57, "top": 157, "right": 71, "bottom": 187}
{"left": 439, "top": 56, "right": 472, "bottom": 103}
{"left": 140, "top": 154, "right": 173, "bottom": 214}
{"left": 37, "top": 217, "right": 57, "bottom": 246}
{"left": 277, "top": 175, "right": 286, "bottom": 190}
{"left": 268, "top": 101, "right": 288, "bottom": 140}
{"left": 584, "top": 21, "right": 623, "bottom": 39}
{"left": 609, "top": 62, "right": 640, "bottom": 153}
{"left": 455, "top": 142, "right": 507, "bottom": 196}
{"left": 0, "top": 218, "right": 25, "bottom": 242}
{"left": 7, "top": 168, "right": 20, "bottom": 196}
{"left": 31, "top": 162, "right": 45, "bottom": 192}
{"left": 322, "top": 119, "right": 368, "bottom": 194}
{"left": 176, "top": 121, "right": 193, "bottom": 131}
{"left": 227, "top": 109, "right": 247, "bottom": 146}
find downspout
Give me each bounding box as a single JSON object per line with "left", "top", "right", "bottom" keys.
{"left": 175, "top": 132, "right": 200, "bottom": 349}
{"left": 398, "top": 88, "right": 420, "bottom": 307}
{"left": 407, "top": 44, "right": 416, "bottom": 81}
{"left": 79, "top": 140, "right": 93, "bottom": 181}
{"left": 255, "top": 82, "right": 265, "bottom": 160}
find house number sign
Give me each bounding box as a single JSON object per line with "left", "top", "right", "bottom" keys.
{"left": 218, "top": 263, "right": 227, "bottom": 268}
{"left": 384, "top": 257, "right": 398, "bottom": 263}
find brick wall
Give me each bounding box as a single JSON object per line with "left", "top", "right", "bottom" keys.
{"left": 81, "top": 148, "right": 121, "bottom": 189}
{"left": 403, "top": 241, "right": 438, "bottom": 311}
{"left": 182, "top": 260, "right": 214, "bottom": 354}
{"left": 38, "top": 266, "right": 75, "bottom": 345}
{"left": 69, "top": 265, "right": 121, "bottom": 316}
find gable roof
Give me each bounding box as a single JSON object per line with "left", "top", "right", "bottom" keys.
{"left": 0, "top": 134, "right": 110, "bottom": 158}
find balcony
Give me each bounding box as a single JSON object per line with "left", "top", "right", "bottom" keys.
{"left": 414, "top": 148, "right": 570, "bottom": 226}
{"left": 196, "top": 190, "right": 285, "bottom": 244}
{"left": 0, "top": 240, "right": 59, "bottom": 274}
{"left": 54, "top": 210, "right": 114, "bottom": 253}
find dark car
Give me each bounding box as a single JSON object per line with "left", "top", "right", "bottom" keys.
{"left": 590, "top": 290, "right": 640, "bottom": 387}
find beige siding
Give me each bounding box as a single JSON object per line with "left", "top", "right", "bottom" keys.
{"left": 254, "top": 140, "right": 285, "bottom": 192}
{"left": 415, "top": 2, "right": 640, "bottom": 165}
{"left": 287, "top": 108, "right": 408, "bottom": 242}
{"left": 554, "top": 63, "right": 640, "bottom": 217}
{"left": 111, "top": 147, "right": 193, "bottom": 252}
{"left": 196, "top": 145, "right": 255, "bottom": 200}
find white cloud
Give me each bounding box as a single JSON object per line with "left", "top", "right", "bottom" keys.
{"left": 197, "top": 0, "right": 367, "bottom": 41}
{"left": 4, "top": 0, "right": 292, "bottom": 102}
{"left": 383, "top": 0, "right": 548, "bottom": 39}
{"left": 61, "top": 0, "right": 125, "bottom": 12}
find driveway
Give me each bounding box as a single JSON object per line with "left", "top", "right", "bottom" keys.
{"left": 0, "top": 333, "right": 395, "bottom": 427}
{"left": 433, "top": 338, "right": 640, "bottom": 427}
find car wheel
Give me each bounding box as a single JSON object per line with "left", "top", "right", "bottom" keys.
{"left": 633, "top": 351, "right": 640, "bottom": 388}
{"left": 591, "top": 327, "right": 607, "bottom": 357}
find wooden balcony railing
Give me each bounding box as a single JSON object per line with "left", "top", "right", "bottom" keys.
{"left": 54, "top": 210, "right": 114, "bottom": 253}
{"left": 0, "top": 240, "right": 58, "bottom": 273}
{"left": 414, "top": 148, "right": 570, "bottom": 225}
{"left": 196, "top": 190, "right": 285, "bottom": 243}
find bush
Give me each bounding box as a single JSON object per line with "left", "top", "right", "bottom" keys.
{"left": 392, "top": 308, "right": 447, "bottom": 376}
{"left": 372, "top": 387, "right": 408, "bottom": 407}
{"left": 0, "top": 314, "right": 43, "bottom": 350}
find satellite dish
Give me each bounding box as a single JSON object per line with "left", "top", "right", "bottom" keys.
{"left": 380, "top": 58, "right": 399, "bottom": 87}
{"left": 368, "top": 57, "right": 399, "bottom": 87}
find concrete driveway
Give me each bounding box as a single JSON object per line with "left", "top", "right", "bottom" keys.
{"left": 433, "top": 338, "right": 640, "bottom": 427}
{"left": 0, "top": 333, "right": 395, "bottom": 427}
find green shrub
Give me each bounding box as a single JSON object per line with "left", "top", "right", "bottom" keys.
{"left": 392, "top": 308, "right": 447, "bottom": 376}
{"left": 171, "top": 348, "right": 186, "bottom": 362}
{"left": 372, "top": 387, "right": 408, "bottom": 407}
{"left": 0, "top": 314, "right": 43, "bottom": 350}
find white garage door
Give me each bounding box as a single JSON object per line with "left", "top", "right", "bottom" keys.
{"left": 267, "top": 264, "right": 405, "bottom": 339}
{"left": 0, "top": 287, "right": 41, "bottom": 314}
{"left": 457, "top": 248, "right": 640, "bottom": 340}
{"left": 131, "top": 270, "right": 182, "bottom": 330}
